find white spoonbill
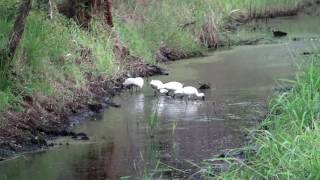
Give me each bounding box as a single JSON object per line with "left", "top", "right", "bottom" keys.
{"left": 174, "top": 86, "right": 205, "bottom": 100}
{"left": 150, "top": 80, "right": 163, "bottom": 89}
{"left": 157, "top": 81, "right": 183, "bottom": 92}
{"left": 123, "top": 77, "right": 144, "bottom": 91}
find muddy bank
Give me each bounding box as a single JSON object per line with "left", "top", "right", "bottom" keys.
{"left": 0, "top": 42, "right": 167, "bottom": 160}
{"left": 156, "top": 45, "right": 204, "bottom": 63}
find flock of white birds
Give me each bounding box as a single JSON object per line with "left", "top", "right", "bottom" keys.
{"left": 123, "top": 77, "right": 205, "bottom": 100}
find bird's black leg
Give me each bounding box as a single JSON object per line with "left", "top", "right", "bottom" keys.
{"left": 130, "top": 86, "right": 133, "bottom": 94}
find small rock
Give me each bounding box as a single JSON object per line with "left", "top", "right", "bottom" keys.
{"left": 292, "top": 37, "right": 300, "bottom": 41}
{"left": 198, "top": 82, "right": 211, "bottom": 90}
{"left": 104, "top": 98, "right": 121, "bottom": 108}
{"left": 80, "top": 136, "right": 90, "bottom": 141}
{"left": 71, "top": 132, "right": 90, "bottom": 141}
{"left": 88, "top": 102, "right": 103, "bottom": 113}
{"left": 302, "top": 51, "right": 312, "bottom": 55}
{"left": 23, "top": 95, "right": 33, "bottom": 104}
{"left": 30, "top": 136, "right": 47, "bottom": 146}
{"left": 109, "top": 103, "right": 121, "bottom": 108}
{"left": 272, "top": 30, "right": 288, "bottom": 37}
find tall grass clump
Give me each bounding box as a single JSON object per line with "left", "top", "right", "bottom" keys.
{"left": 115, "top": 0, "right": 204, "bottom": 62}
{"left": 220, "top": 55, "right": 320, "bottom": 179}
{"left": 10, "top": 12, "right": 84, "bottom": 98}
{"left": 71, "top": 19, "right": 116, "bottom": 76}
{"left": 214, "top": 0, "right": 299, "bottom": 13}
{"left": 0, "top": 5, "right": 116, "bottom": 114}
{"left": 148, "top": 110, "right": 159, "bottom": 131}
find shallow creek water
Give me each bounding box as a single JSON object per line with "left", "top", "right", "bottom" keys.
{"left": 1, "top": 15, "right": 320, "bottom": 180}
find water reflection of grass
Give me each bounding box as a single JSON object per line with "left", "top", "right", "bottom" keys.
{"left": 172, "top": 120, "right": 178, "bottom": 134}
{"left": 147, "top": 110, "right": 159, "bottom": 131}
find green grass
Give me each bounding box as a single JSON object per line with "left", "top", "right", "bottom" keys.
{"left": 219, "top": 54, "right": 320, "bottom": 179}
{"left": 148, "top": 109, "right": 159, "bottom": 131}
{"left": 0, "top": 4, "right": 116, "bottom": 114}
{"left": 115, "top": 0, "right": 208, "bottom": 62}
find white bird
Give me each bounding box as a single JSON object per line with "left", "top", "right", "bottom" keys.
{"left": 150, "top": 80, "right": 163, "bottom": 89}
{"left": 157, "top": 81, "right": 183, "bottom": 92}
{"left": 174, "top": 86, "right": 205, "bottom": 100}
{"left": 123, "top": 77, "right": 144, "bottom": 90}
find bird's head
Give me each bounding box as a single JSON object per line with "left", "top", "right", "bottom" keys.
{"left": 197, "top": 93, "right": 205, "bottom": 100}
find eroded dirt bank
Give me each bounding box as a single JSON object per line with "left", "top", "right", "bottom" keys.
{"left": 0, "top": 42, "right": 167, "bottom": 160}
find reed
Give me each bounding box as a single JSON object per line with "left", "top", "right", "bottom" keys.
{"left": 219, "top": 54, "right": 320, "bottom": 179}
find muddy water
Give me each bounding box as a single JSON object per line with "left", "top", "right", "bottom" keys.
{"left": 1, "top": 17, "right": 320, "bottom": 180}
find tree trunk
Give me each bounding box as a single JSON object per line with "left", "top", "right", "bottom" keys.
{"left": 92, "top": 0, "right": 97, "bottom": 9}
{"left": 7, "top": 0, "right": 33, "bottom": 59}
{"left": 104, "top": 0, "right": 113, "bottom": 27}
{"left": 48, "top": 0, "right": 55, "bottom": 19}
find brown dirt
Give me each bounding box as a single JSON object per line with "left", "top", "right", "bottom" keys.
{"left": 155, "top": 44, "right": 204, "bottom": 63}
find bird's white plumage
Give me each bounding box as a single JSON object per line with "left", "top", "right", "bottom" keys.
{"left": 173, "top": 88, "right": 184, "bottom": 97}
{"left": 196, "top": 93, "right": 205, "bottom": 98}
{"left": 150, "top": 80, "right": 163, "bottom": 89}
{"left": 174, "top": 86, "right": 205, "bottom": 99}
{"left": 123, "top": 77, "right": 144, "bottom": 88}
{"left": 158, "top": 81, "right": 183, "bottom": 91}
{"left": 134, "top": 77, "right": 144, "bottom": 88}
{"left": 123, "top": 78, "right": 135, "bottom": 86}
